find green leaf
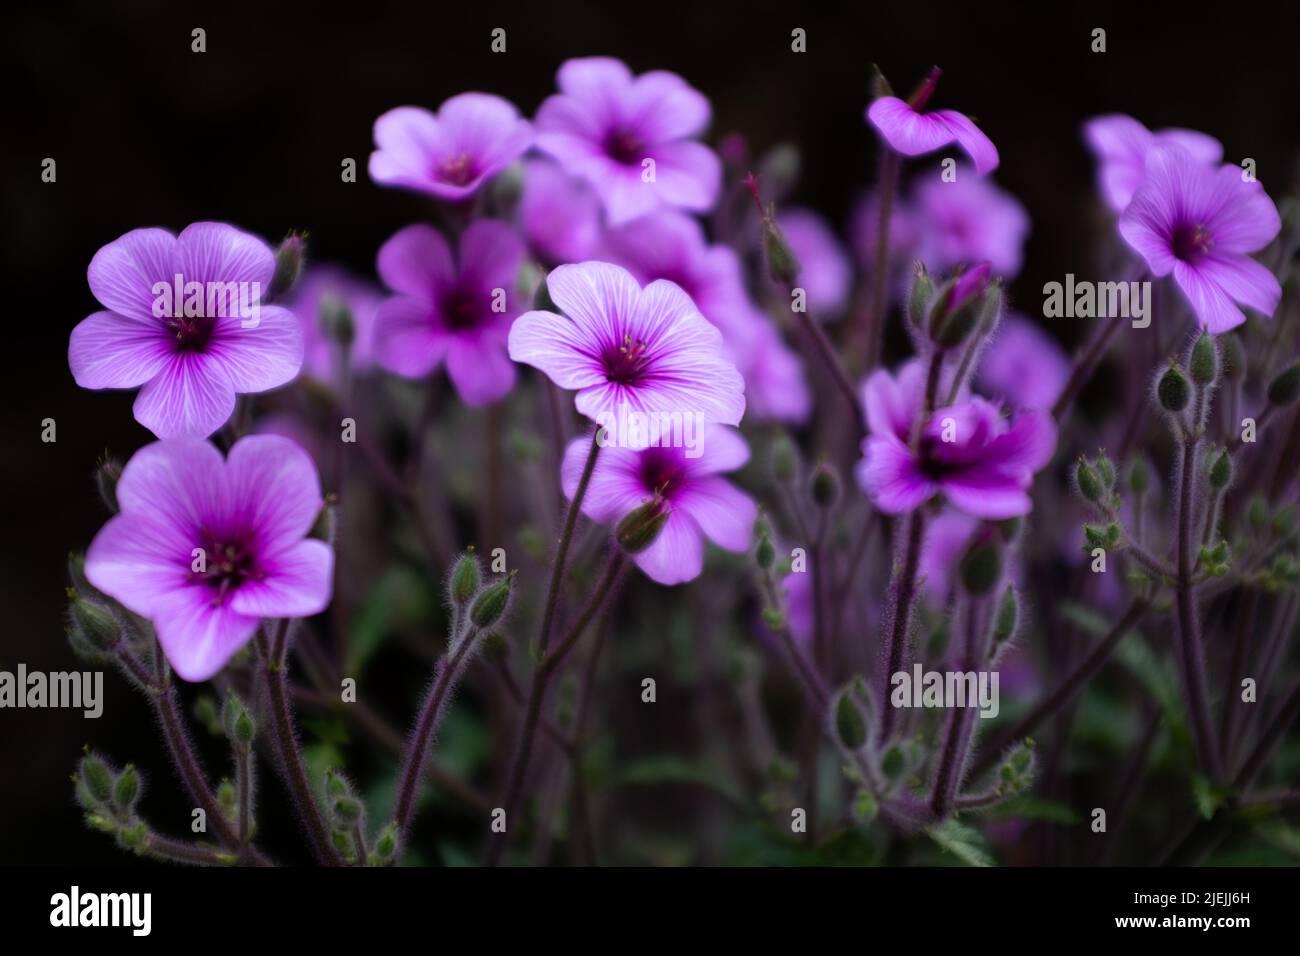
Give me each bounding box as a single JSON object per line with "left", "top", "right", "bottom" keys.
{"left": 613, "top": 755, "right": 745, "bottom": 808}
{"left": 926, "top": 819, "right": 994, "bottom": 867}
{"left": 1192, "top": 774, "right": 1231, "bottom": 820}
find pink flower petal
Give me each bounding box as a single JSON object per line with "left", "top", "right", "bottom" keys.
{"left": 445, "top": 336, "right": 516, "bottom": 406}
{"left": 648, "top": 141, "right": 721, "bottom": 212}
{"left": 856, "top": 435, "right": 934, "bottom": 514}
{"left": 230, "top": 539, "right": 333, "bottom": 619}
{"left": 224, "top": 434, "right": 325, "bottom": 552}
{"left": 69, "top": 311, "right": 172, "bottom": 389}
{"left": 1198, "top": 254, "right": 1282, "bottom": 317}
{"left": 867, "top": 97, "right": 955, "bottom": 155}
{"left": 633, "top": 510, "right": 704, "bottom": 585}
{"left": 207, "top": 304, "right": 304, "bottom": 393}
{"left": 151, "top": 587, "right": 261, "bottom": 682}
{"left": 674, "top": 476, "right": 756, "bottom": 552}
{"left": 176, "top": 222, "right": 276, "bottom": 291}
{"left": 1173, "top": 260, "right": 1247, "bottom": 333}
{"left": 507, "top": 310, "right": 607, "bottom": 389}
{"left": 373, "top": 296, "right": 447, "bottom": 378}
{"left": 84, "top": 512, "right": 193, "bottom": 617}
{"left": 930, "top": 110, "right": 999, "bottom": 174}
{"left": 627, "top": 70, "right": 711, "bottom": 142}
{"left": 87, "top": 227, "right": 179, "bottom": 321}
{"left": 377, "top": 224, "right": 455, "bottom": 298}
{"left": 561, "top": 436, "right": 646, "bottom": 524}
{"left": 133, "top": 353, "right": 237, "bottom": 439}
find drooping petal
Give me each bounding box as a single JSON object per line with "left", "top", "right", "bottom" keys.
{"left": 133, "top": 354, "right": 237, "bottom": 439}
{"left": 87, "top": 227, "right": 179, "bottom": 321}
{"left": 208, "top": 304, "right": 304, "bottom": 392}
{"left": 633, "top": 510, "right": 705, "bottom": 585}
{"left": 856, "top": 435, "right": 935, "bottom": 514}
{"left": 1173, "top": 260, "right": 1247, "bottom": 333}
{"left": 377, "top": 224, "right": 455, "bottom": 299}
{"left": 675, "top": 476, "right": 756, "bottom": 552}
{"left": 445, "top": 336, "right": 516, "bottom": 406}
{"left": 930, "top": 109, "right": 999, "bottom": 174}
{"left": 867, "top": 98, "right": 956, "bottom": 155}
{"left": 939, "top": 468, "right": 1033, "bottom": 518}
{"left": 69, "top": 311, "right": 172, "bottom": 389}
{"left": 1197, "top": 254, "right": 1282, "bottom": 317}
{"left": 373, "top": 296, "right": 448, "bottom": 378}
{"left": 229, "top": 539, "right": 333, "bottom": 619}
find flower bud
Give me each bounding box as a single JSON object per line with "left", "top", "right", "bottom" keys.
{"left": 1157, "top": 362, "right": 1191, "bottom": 412}
{"left": 928, "top": 263, "right": 993, "bottom": 349}
{"left": 834, "top": 689, "right": 867, "bottom": 749}
{"left": 616, "top": 499, "right": 670, "bottom": 555}
{"left": 330, "top": 796, "right": 363, "bottom": 827}
{"left": 67, "top": 589, "right": 119, "bottom": 651}
{"left": 1095, "top": 451, "right": 1116, "bottom": 491}
{"left": 809, "top": 462, "right": 841, "bottom": 509}
{"left": 771, "top": 434, "right": 798, "bottom": 483}
{"left": 756, "top": 143, "right": 801, "bottom": 204}
{"left": 1222, "top": 333, "right": 1246, "bottom": 382}
{"left": 80, "top": 753, "right": 114, "bottom": 806}
{"left": 1128, "top": 458, "right": 1150, "bottom": 494}
{"left": 449, "top": 549, "right": 481, "bottom": 608}
{"left": 852, "top": 789, "right": 878, "bottom": 824}
{"left": 469, "top": 571, "right": 517, "bottom": 629}
{"left": 1189, "top": 332, "right": 1217, "bottom": 385}
{"left": 881, "top": 744, "right": 906, "bottom": 780}
{"left": 268, "top": 233, "right": 307, "bottom": 301}
{"left": 996, "top": 739, "right": 1036, "bottom": 794}
{"left": 95, "top": 455, "right": 122, "bottom": 514}
{"left": 221, "top": 693, "right": 255, "bottom": 745}
{"left": 319, "top": 292, "right": 355, "bottom": 348}
{"left": 1208, "top": 448, "right": 1233, "bottom": 489}
{"left": 1268, "top": 362, "right": 1300, "bottom": 405}
{"left": 371, "top": 821, "right": 400, "bottom": 864}
{"left": 993, "top": 585, "right": 1019, "bottom": 645}
{"left": 959, "top": 531, "right": 1003, "bottom": 596}
{"left": 907, "top": 262, "right": 935, "bottom": 328}
{"left": 755, "top": 534, "right": 776, "bottom": 570}
{"left": 113, "top": 764, "right": 141, "bottom": 811}
{"left": 480, "top": 630, "right": 507, "bottom": 661}
{"left": 1075, "top": 457, "right": 1102, "bottom": 503}
{"left": 761, "top": 218, "right": 801, "bottom": 286}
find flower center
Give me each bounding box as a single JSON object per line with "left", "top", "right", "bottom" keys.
{"left": 638, "top": 448, "right": 684, "bottom": 499}
{"left": 604, "top": 129, "right": 645, "bottom": 165}
{"left": 1172, "top": 222, "right": 1214, "bottom": 263}
{"left": 191, "top": 536, "right": 264, "bottom": 608}
{"left": 441, "top": 288, "right": 484, "bottom": 330}
{"left": 603, "top": 333, "right": 652, "bottom": 385}
{"left": 166, "top": 315, "right": 216, "bottom": 353}
{"left": 437, "top": 153, "right": 476, "bottom": 187}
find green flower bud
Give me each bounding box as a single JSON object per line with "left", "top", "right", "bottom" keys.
{"left": 1189, "top": 332, "right": 1218, "bottom": 385}
{"left": 331, "top": 796, "right": 363, "bottom": 826}
{"left": 907, "top": 262, "right": 935, "bottom": 328}
{"left": 959, "top": 532, "right": 1003, "bottom": 596}
{"left": 1221, "top": 333, "right": 1246, "bottom": 382}
{"left": 221, "top": 693, "right": 255, "bottom": 745}
{"left": 761, "top": 607, "right": 786, "bottom": 630}
{"left": 95, "top": 455, "right": 122, "bottom": 514}
{"left": 771, "top": 434, "right": 798, "bottom": 483}
{"left": 1268, "top": 362, "right": 1300, "bottom": 405}
{"left": 1157, "top": 362, "right": 1191, "bottom": 413}
{"left": 1128, "top": 458, "right": 1150, "bottom": 494}
{"left": 1247, "top": 496, "right": 1269, "bottom": 529}
{"left": 993, "top": 585, "right": 1019, "bottom": 645}
{"left": 469, "top": 571, "right": 516, "bottom": 629}
{"left": 1095, "top": 451, "right": 1116, "bottom": 491}
{"left": 319, "top": 292, "right": 355, "bottom": 348}
{"left": 67, "top": 590, "right": 119, "bottom": 651}
{"left": 881, "top": 744, "right": 906, "bottom": 780}
{"left": 80, "top": 754, "right": 114, "bottom": 805}
{"left": 480, "top": 630, "right": 507, "bottom": 662}
{"left": 616, "top": 499, "right": 670, "bottom": 555}
{"left": 762, "top": 219, "right": 801, "bottom": 286}
{"left": 852, "top": 789, "right": 878, "bottom": 824}
{"left": 1075, "top": 457, "right": 1103, "bottom": 503}
{"left": 834, "top": 689, "right": 867, "bottom": 749}
{"left": 113, "top": 764, "right": 140, "bottom": 811}
{"left": 371, "top": 821, "right": 400, "bottom": 863}
{"left": 268, "top": 233, "right": 307, "bottom": 301}
{"left": 449, "top": 549, "right": 481, "bottom": 607}
{"left": 809, "top": 462, "right": 841, "bottom": 509}
{"left": 1208, "top": 449, "right": 1233, "bottom": 489}
{"left": 755, "top": 534, "right": 776, "bottom": 570}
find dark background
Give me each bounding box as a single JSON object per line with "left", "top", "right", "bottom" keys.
{"left": 2, "top": 0, "right": 1297, "bottom": 863}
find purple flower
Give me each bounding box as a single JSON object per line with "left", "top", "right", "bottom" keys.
{"left": 372, "top": 220, "right": 523, "bottom": 406}
{"left": 776, "top": 208, "right": 853, "bottom": 316}
{"left": 561, "top": 426, "right": 756, "bottom": 585}
{"left": 508, "top": 261, "right": 746, "bottom": 428}
{"left": 519, "top": 159, "right": 603, "bottom": 265}
{"left": 535, "top": 57, "right": 721, "bottom": 224}
{"left": 1083, "top": 114, "right": 1222, "bottom": 212}
{"left": 782, "top": 569, "right": 813, "bottom": 642}
{"left": 284, "top": 265, "right": 383, "bottom": 383}
{"left": 866, "top": 69, "right": 999, "bottom": 174}
{"left": 919, "top": 510, "right": 979, "bottom": 605}
{"left": 69, "top": 223, "right": 304, "bottom": 439}
{"left": 976, "top": 313, "right": 1069, "bottom": 411}
{"left": 600, "top": 210, "right": 808, "bottom": 424}
{"left": 913, "top": 169, "right": 1030, "bottom": 279}
{"left": 368, "top": 93, "right": 533, "bottom": 201}
{"left": 84, "top": 436, "right": 333, "bottom": 681}
{"left": 856, "top": 362, "right": 1056, "bottom": 518}
{"left": 1119, "top": 145, "right": 1282, "bottom": 333}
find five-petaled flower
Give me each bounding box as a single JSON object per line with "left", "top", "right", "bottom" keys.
{"left": 1083, "top": 113, "right": 1222, "bottom": 212}
{"left": 372, "top": 220, "right": 524, "bottom": 406}
{"left": 509, "top": 260, "right": 746, "bottom": 430}
{"left": 369, "top": 93, "right": 533, "bottom": 201}
{"left": 867, "top": 68, "right": 999, "bottom": 175}
{"left": 535, "top": 56, "right": 721, "bottom": 224}
{"left": 69, "top": 222, "right": 304, "bottom": 439}
{"left": 856, "top": 361, "right": 1056, "bottom": 518}
{"left": 84, "top": 435, "right": 333, "bottom": 682}
{"left": 1119, "top": 145, "right": 1281, "bottom": 333}
{"left": 562, "top": 426, "right": 756, "bottom": 585}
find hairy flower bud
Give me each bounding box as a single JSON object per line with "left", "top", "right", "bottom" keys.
{"left": 449, "top": 549, "right": 481, "bottom": 608}
{"left": 113, "top": 764, "right": 141, "bottom": 812}
{"left": 1221, "top": 333, "right": 1246, "bottom": 382}
{"left": 834, "top": 688, "right": 868, "bottom": 749}
{"left": 1208, "top": 449, "right": 1233, "bottom": 489}
{"left": 616, "top": 499, "right": 670, "bottom": 554}
{"left": 1157, "top": 362, "right": 1190, "bottom": 413}
{"left": 80, "top": 753, "right": 114, "bottom": 806}
{"left": 993, "top": 584, "right": 1019, "bottom": 645}
{"left": 755, "top": 534, "right": 776, "bottom": 570}
{"left": 1268, "top": 362, "right": 1300, "bottom": 405}
{"left": 959, "top": 531, "right": 1003, "bottom": 596}
{"left": 221, "top": 693, "right": 255, "bottom": 745}
{"left": 1128, "top": 458, "right": 1150, "bottom": 494}
{"left": 809, "top": 462, "right": 841, "bottom": 509}
{"left": 761, "top": 218, "right": 801, "bottom": 286}
{"left": 268, "top": 233, "right": 306, "bottom": 301}
{"left": 1189, "top": 332, "right": 1218, "bottom": 385}
{"left": 907, "top": 262, "right": 935, "bottom": 328}
{"left": 469, "top": 571, "right": 516, "bottom": 629}
{"left": 1075, "top": 457, "right": 1102, "bottom": 503}
{"left": 67, "top": 589, "right": 119, "bottom": 651}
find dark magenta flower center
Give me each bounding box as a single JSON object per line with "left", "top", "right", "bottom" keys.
{"left": 1172, "top": 222, "right": 1214, "bottom": 263}
{"left": 167, "top": 315, "right": 216, "bottom": 353}
{"left": 602, "top": 333, "right": 652, "bottom": 385}
{"left": 604, "top": 129, "right": 645, "bottom": 165}
{"left": 192, "top": 535, "right": 264, "bottom": 607}
{"left": 637, "top": 447, "right": 685, "bottom": 499}
{"left": 441, "top": 287, "right": 487, "bottom": 331}
{"left": 437, "top": 153, "right": 477, "bottom": 187}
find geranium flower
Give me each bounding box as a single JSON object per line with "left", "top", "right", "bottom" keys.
{"left": 856, "top": 362, "right": 1056, "bottom": 518}
{"left": 284, "top": 264, "right": 382, "bottom": 383}
{"left": 372, "top": 220, "right": 523, "bottom": 406}
{"left": 519, "top": 159, "right": 603, "bottom": 265}
{"left": 866, "top": 68, "right": 999, "bottom": 174}
{"left": 69, "top": 223, "right": 304, "bottom": 439}
{"left": 561, "top": 426, "right": 756, "bottom": 585}
{"left": 1083, "top": 114, "right": 1222, "bottom": 212}
{"left": 535, "top": 56, "right": 721, "bottom": 224}
{"left": 84, "top": 435, "right": 333, "bottom": 681}
{"left": 913, "top": 168, "right": 1030, "bottom": 279}
{"left": 776, "top": 208, "right": 853, "bottom": 316}
{"left": 1119, "top": 145, "right": 1281, "bottom": 333}
{"left": 976, "top": 313, "right": 1068, "bottom": 411}
{"left": 368, "top": 93, "right": 533, "bottom": 201}
{"left": 508, "top": 261, "right": 745, "bottom": 428}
